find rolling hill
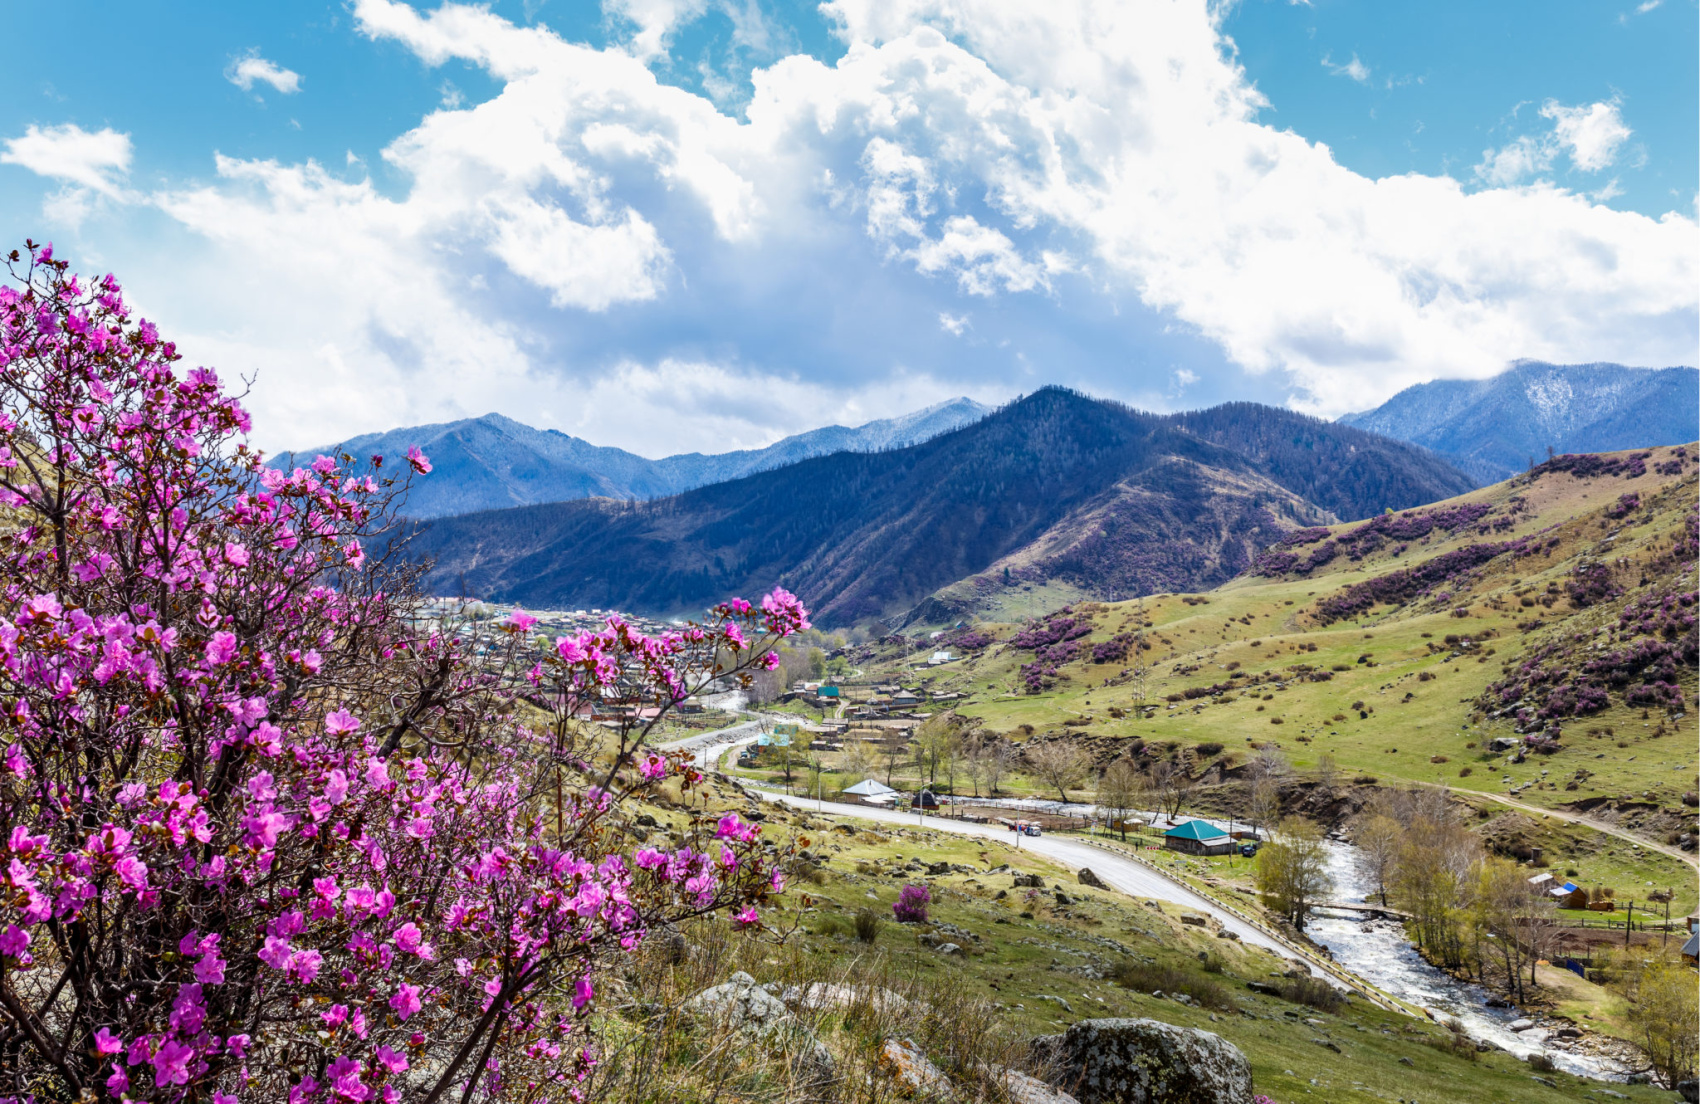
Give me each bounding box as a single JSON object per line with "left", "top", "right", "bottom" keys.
{"left": 919, "top": 440, "right": 1697, "bottom": 846}
{"left": 274, "top": 398, "right": 991, "bottom": 518}
{"left": 401, "top": 388, "right": 1475, "bottom": 625}
{"left": 1338, "top": 361, "right": 1699, "bottom": 484}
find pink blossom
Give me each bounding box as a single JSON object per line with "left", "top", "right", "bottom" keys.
{"left": 389, "top": 982, "right": 422, "bottom": 1021}
{"left": 151, "top": 1039, "right": 195, "bottom": 1086}
{"left": 572, "top": 975, "right": 594, "bottom": 1010}
{"left": 93, "top": 1027, "right": 122, "bottom": 1055}
{"left": 0, "top": 924, "right": 29, "bottom": 957}
{"left": 374, "top": 1045, "right": 408, "bottom": 1073}
{"left": 405, "top": 446, "right": 432, "bottom": 474}
{"left": 506, "top": 607, "right": 538, "bottom": 631}
{"left": 732, "top": 905, "right": 761, "bottom": 929}
{"left": 325, "top": 709, "right": 361, "bottom": 736}
{"left": 205, "top": 631, "right": 239, "bottom": 666}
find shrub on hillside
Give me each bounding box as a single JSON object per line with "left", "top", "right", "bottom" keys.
{"left": 0, "top": 245, "right": 808, "bottom": 1102}
{"left": 893, "top": 884, "right": 931, "bottom": 923}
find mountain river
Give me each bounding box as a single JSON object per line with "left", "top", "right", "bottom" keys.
{"left": 1307, "top": 841, "right": 1630, "bottom": 1081}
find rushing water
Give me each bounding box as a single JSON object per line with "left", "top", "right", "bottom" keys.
{"left": 1306, "top": 841, "right": 1629, "bottom": 1081}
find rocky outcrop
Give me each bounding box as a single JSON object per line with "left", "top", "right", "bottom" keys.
{"left": 1031, "top": 1018, "right": 1254, "bottom": 1104}
{"left": 1078, "top": 868, "right": 1108, "bottom": 889}
{"left": 686, "top": 972, "right": 835, "bottom": 1086}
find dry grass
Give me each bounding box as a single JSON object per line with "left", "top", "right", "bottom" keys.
{"left": 586, "top": 916, "right": 1036, "bottom": 1103}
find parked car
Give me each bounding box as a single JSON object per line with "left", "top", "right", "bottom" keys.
{"left": 1024, "top": 825, "right": 1043, "bottom": 837}
{"left": 1238, "top": 842, "right": 1261, "bottom": 858}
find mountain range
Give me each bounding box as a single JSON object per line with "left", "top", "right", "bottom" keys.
{"left": 1338, "top": 361, "right": 1698, "bottom": 484}
{"left": 275, "top": 398, "right": 991, "bottom": 518}
{"left": 401, "top": 389, "right": 1476, "bottom": 626}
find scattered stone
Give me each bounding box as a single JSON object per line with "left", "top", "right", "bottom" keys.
{"left": 1077, "top": 868, "right": 1107, "bottom": 889}
{"left": 1031, "top": 1018, "right": 1255, "bottom": 1104}
{"left": 1013, "top": 873, "right": 1046, "bottom": 888}
{"left": 1038, "top": 995, "right": 1075, "bottom": 1014}
{"left": 1531, "top": 1076, "right": 1556, "bottom": 1088}
{"left": 879, "top": 1037, "right": 953, "bottom": 1098}
{"left": 1312, "top": 1038, "right": 1341, "bottom": 1053}
{"left": 992, "top": 1066, "right": 1083, "bottom": 1104}
{"left": 1056, "top": 891, "right": 1073, "bottom": 906}
{"left": 936, "top": 942, "right": 965, "bottom": 957}
{"left": 1216, "top": 931, "right": 1240, "bottom": 941}
{"left": 1398, "top": 1057, "right": 1414, "bottom": 1066}
{"left": 1505, "top": 1019, "right": 1536, "bottom": 1032}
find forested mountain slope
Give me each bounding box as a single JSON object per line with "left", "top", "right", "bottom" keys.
{"left": 275, "top": 398, "right": 990, "bottom": 518}
{"left": 404, "top": 389, "right": 1473, "bottom": 625}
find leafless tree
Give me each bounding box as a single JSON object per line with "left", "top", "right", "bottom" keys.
{"left": 1025, "top": 739, "right": 1092, "bottom": 803}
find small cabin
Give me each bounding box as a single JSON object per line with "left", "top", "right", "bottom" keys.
{"left": 1163, "top": 819, "right": 1234, "bottom": 856}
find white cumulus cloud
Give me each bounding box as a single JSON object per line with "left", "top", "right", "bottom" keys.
{"left": 3, "top": 0, "right": 1692, "bottom": 452}
{"left": 225, "top": 52, "right": 303, "bottom": 95}
{"left": 1540, "top": 98, "right": 1631, "bottom": 172}
{"left": 1, "top": 123, "right": 132, "bottom": 195}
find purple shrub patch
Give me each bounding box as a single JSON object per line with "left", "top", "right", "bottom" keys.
{"left": 1275, "top": 527, "right": 1333, "bottom": 549}
{"left": 1311, "top": 542, "right": 1514, "bottom": 624}
{"left": 1532, "top": 452, "right": 1650, "bottom": 480}
{"left": 1564, "top": 562, "right": 1624, "bottom": 608}
{"left": 893, "top": 884, "right": 931, "bottom": 923}
{"left": 1605, "top": 493, "right": 1641, "bottom": 520}
{"left": 1254, "top": 503, "right": 1493, "bottom": 576}
{"left": 1485, "top": 589, "right": 1697, "bottom": 723}
{"left": 1013, "top": 608, "right": 1095, "bottom": 691}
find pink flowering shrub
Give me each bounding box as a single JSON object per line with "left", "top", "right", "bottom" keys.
{"left": 0, "top": 244, "right": 809, "bottom": 1103}
{"left": 892, "top": 884, "right": 931, "bottom": 924}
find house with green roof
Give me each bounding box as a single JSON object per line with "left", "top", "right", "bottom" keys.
{"left": 1164, "top": 818, "right": 1234, "bottom": 856}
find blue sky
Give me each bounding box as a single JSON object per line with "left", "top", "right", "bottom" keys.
{"left": 0, "top": 0, "right": 1693, "bottom": 455}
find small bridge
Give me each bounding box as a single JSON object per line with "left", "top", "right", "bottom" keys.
{"left": 1316, "top": 902, "right": 1410, "bottom": 921}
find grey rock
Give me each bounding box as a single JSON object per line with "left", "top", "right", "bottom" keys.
{"left": 1312, "top": 1038, "right": 1341, "bottom": 1053}
{"left": 936, "top": 942, "right": 966, "bottom": 956}
{"left": 992, "top": 1066, "right": 1084, "bottom": 1104}
{"left": 1078, "top": 867, "right": 1108, "bottom": 889}
{"left": 687, "top": 973, "right": 835, "bottom": 1085}
{"left": 1675, "top": 1079, "right": 1696, "bottom": 1103}
{"left": 1398, "top": 1057, "right": 1413, "bottom": 1066}
{"left": 1032, "top": 1017, "right": 1255, "bottom": 1104}
{"left": 1179, "top": 914, "right": 1209, "bottom": 928}
{"left": 1505, "top": 1018, "right": 1536, "bottom": 1032}
{"left": 1014, "top": 872, "right": 1046, "bottom": 888}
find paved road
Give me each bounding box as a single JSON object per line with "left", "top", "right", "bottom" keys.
{"left": 757, "top": 791, "right": 1305, "bottom": 964}
{"left": 659, "top": 721, "right": 768, "bottom": 770}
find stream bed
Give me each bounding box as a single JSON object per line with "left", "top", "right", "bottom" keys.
{"left": 1307, "top": 841, "right": 1631, "bottom": 1081}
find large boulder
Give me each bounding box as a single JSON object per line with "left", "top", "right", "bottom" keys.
{"left": 1032, "top": 1018, "right": 1254, "bottom": 1104}
{"left": 1078, "top": 868, "right": 1108, "bottom": 889}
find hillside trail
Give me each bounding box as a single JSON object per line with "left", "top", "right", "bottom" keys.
{"left": 1465, "top": 789, "right": 1699, "bottom": 870}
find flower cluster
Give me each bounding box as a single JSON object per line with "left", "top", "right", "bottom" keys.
{"left": 0, "top": 245, "right": 806, "bottom": 1104}
{"left": 892, "top": 884, "right": 931, "bottom": 924}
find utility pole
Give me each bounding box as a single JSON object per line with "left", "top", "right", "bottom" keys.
{"left": 1624, "top": 901, "right": 1634, "bottom": 949}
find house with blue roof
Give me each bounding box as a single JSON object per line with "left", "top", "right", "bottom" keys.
{"left": 1164, "top": 818, "right": 1234, "bottom": 856}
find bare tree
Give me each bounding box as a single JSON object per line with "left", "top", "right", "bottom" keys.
{"left": 1353, "top": 811, "right": 1401, "bottom": 907}
{"left": 1247, "top": 778, "right": 1281, "bottom": 836}
{"left": 1147, "top": 756, "right": 1194, "bottom": 824}
{"left": 1100, "top": 758, "right": 1142, "bottom": 841}
{"left": 969, "top": 734, "right": 1011, "bottom": 796}
{"left": 1025, "top": 739, "right": 1092, "bottom": 803}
